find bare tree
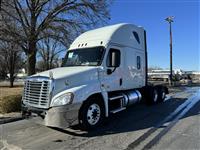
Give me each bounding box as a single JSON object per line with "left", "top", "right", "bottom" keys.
{"left": 0, "top": 58, "right": 7, "bottom": 80}
{"left": 0, "top": 0, "right": 111, "bottom": 75}
{"left": 0, "top": 5, "right": 24, "bottom": 87}
{"left": 0, "top": 41, "right": 23, "bottom": 87}
{"left": 37, "top": 37, "right": 64, "bottom": 71}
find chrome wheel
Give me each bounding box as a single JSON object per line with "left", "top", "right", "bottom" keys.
{"left": 87, "top": 103, "right": 101, "bottom": 125}
{"left": 153, "top": 90, "right": 158, "bottom": 103}
{"left": 162, "top": 91, "right": 166, "bottom": 100}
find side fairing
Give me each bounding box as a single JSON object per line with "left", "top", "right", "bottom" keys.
{"left": 123, "top": 47, "right": 145, "bottom": 89}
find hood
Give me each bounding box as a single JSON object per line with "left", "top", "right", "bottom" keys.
{"left": 32, "top": 66, "right": 99, "bottom": 95}
{"left": 32, "top": 66, "right": 97, "bottom": 80}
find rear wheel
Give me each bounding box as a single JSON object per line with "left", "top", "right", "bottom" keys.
{"left": 79, "top": 98, "right": 105, "bottom": 130}
{"left": 157, "top": 86, "right": 166, "bottom": 102}
{"left": 144, "top": 86, "right": 158, "bottom": 105}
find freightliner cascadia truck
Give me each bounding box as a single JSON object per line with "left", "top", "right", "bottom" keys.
{"left": 22, "top": 23, "right": 168, "bottom": 130}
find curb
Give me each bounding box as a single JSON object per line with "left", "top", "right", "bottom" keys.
{"left": 0, "top": 117, "right": 23, "bottom": 125}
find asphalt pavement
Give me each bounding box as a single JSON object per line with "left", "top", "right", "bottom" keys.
{"left": 0, "top": 86, "right": 200, "bottom": 150}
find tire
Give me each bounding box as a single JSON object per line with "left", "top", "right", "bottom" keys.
{"left": 156, "top": 86, "right": 166, "bottom": 103}
{"left": 79, "top": 98, "right": 105, "bottom": 130}
{"left": 144, "top": 86, "right": 158, "bottom": 105}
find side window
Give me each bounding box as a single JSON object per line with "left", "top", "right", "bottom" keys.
{"left": 133, "top": 31, "right": 140, "bottom": 44}
{"left": 107, "top": 48, "right": 121, "bottom": 67}
{"left": 137, "top": 56, "right": 141, "bottom": 70}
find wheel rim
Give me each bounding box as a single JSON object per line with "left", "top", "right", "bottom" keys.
{"left": 87, "top": 103, "right": 101, "bottom": 125}
{"left": 153, "top": 90, "right": 158, "bottom": 102}
{"left": 162, "top": 91, "right": 166, "bottom": 99}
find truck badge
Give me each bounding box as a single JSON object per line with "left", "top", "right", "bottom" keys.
{"left": 49, "top": 71, "right": 53, "bottom": 79}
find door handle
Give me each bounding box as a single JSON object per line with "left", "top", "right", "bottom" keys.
{"left": 119, "top": 78, "right": 122, "bottom": 86}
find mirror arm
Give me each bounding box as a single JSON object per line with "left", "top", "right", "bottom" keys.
{"left": 112, "top": 67, "right": 117, "bottom": 73}
{"left": 107, "top": 67, "right": 117, "bottom": 75}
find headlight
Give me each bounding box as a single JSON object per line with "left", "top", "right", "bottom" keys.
{"left": 51, "top": 93, "right": 74, "bottom": 107}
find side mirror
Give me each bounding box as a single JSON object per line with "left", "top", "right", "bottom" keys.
{"left": 61, "top": 57, "right": 65, "bottom": 67}
{"left": 107, "top": 69, "right": 113, "bottom": 75}
{"left": 109, "top": 50, "right": 120, "bottom": 67}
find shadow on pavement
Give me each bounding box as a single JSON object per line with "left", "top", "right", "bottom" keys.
{"left": 50, "top": 97, "right": 192, "bottom": 138}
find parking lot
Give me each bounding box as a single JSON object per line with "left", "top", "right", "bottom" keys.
{"left": 0, "top": 85, "right": 200, "bottom": 150}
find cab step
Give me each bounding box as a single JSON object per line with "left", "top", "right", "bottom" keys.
{"left": 110, "top": 107, "right": 126, "bottom": 114}
{"left": 109, "top": 95, "right": 124, "bottom": 101}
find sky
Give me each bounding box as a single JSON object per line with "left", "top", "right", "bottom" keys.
{"left": 109, "top": 0, "right": 200, "bottom": 71}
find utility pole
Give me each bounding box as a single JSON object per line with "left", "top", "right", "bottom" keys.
{"left": 165, "top": 16, "right": 174, "bottom": 86}
{"left": 0, "top": 0, "right": 1, "bottom": 11}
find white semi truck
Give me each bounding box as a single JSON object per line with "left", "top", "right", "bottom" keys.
{"left": 22, "top": 23, "right": 168, "bottom": 130}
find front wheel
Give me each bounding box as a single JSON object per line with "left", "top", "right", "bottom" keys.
{"left": 79, "top": 98, "right": 105, "bottom": 130}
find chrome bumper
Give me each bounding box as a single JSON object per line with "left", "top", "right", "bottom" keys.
{"left": 22, "top": 103, "right": 82, "bottom": 128}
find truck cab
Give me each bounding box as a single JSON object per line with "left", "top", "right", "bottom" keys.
{"left": 22, "top": 23, "right": 168, "bottom": 130}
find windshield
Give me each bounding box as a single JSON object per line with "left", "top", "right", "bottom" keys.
{"left": 62, "top": 46, "right": 105, "bottom": 67}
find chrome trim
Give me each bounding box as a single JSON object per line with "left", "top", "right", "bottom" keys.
{"left": 22, "top": 76, "right": 54, "bottom": 109}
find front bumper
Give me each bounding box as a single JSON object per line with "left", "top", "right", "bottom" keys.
{"left": 22, "top": 103, "right": 82, "bottom": 128}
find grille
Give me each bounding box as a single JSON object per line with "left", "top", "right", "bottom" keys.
{"left": 23, "top": 79, "right": 51, "bottom": 109}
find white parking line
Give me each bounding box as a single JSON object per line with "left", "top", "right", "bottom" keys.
{"left": 142, "top": 89, "right": 200, "bottom": 149}
{"left": 164, "top": 95, "right": 171, "bottom": 102}
{"left": 161, "top": 89, "right": 200, "bottom": 127}
{"left": 173, "top": 89, "right": 200, "bottom": 121}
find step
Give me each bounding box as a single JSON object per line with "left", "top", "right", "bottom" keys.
{"left": 109, "top": 95, "right": 124, "bottom": 101}
{"left": 110, "top": 107, "right": 126, "bottom": 114}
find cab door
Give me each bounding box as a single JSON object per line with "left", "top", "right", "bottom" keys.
{"left": 98, "top": 46, "right": 124, "bottom": 92}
